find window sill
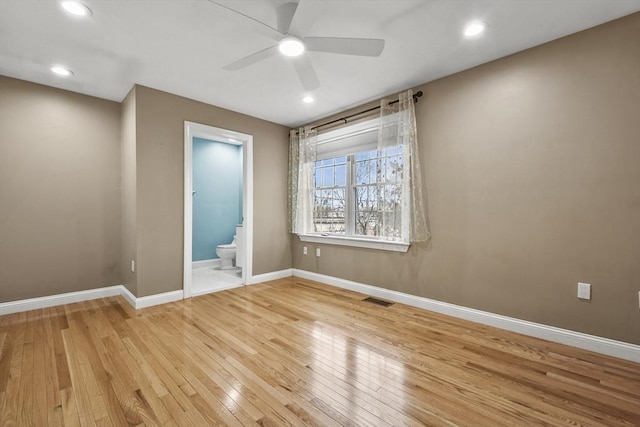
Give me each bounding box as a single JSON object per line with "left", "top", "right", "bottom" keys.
{"left": 298, "top": 234, "right": 410, "bottom": 253}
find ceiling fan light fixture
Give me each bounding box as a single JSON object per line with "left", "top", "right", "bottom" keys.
{"left": 61, "top": 1, "right": 92, "bottom": 17}
{"left": 279, "top": 37, "right": 305, "bottom": 57}
{"left": 464, "top": 20, "right": 486, "bottom": 38}
{"left": 302, "top": 95, "right": 314, "bottom": 103}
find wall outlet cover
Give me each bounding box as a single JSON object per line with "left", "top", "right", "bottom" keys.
{"left": 577, "top": 282, "right": 591, "bottom": 300}
{"left": 316, "top": 247, "right": 321, "bottom": 257}
{"left": 303, "top": 246, "right": 308, "bottom": 255}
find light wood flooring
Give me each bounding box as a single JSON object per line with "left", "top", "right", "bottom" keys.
{"left": 1, "top": 277, "right": 639, "bottom": 426}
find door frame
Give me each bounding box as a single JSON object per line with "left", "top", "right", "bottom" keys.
{"left": 183, "top": 121, "right": 253, "bottom": 298}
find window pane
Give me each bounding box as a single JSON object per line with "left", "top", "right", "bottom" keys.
{"left": 323, "top": 167, "right": 334, "bottom": 187}
{"left": 355, "top": 151, "right": 369, "bottom": 161}
{"left": 314, "top": 170, "right": 321, "bottom": 187}
{"left": 335, "top": 164, "right": 346, "bottom": 186}
{"left": 379, "top": 157, "right": 387, "bottom": 180}
{"left": 386, "top": 155, "right": 396, "bottom": 180}
{"left": 382, "top": 211, "right": 402, "bottom": 237}
{"left": 369, "top": 159, "right": 377, "bottom": 183}
{"left": 368, "top": 186, "right": 379, "bottom": 209}
{"left": 355, "top": 162, "right": 368, "bottom": 184}
{"left": 321, "top": 158, "right": 334, "bottom": 166}
{"left": 335, "top": 156, "right": 347, "bottom": 164}
{"left": 381, "top": 184, "right": 400, "bottom": 210}
{"left": 355, "top": 211, "right": 380, "bottom": 236}
{"left": 354, "top": 187, "right": 368, "bottom": 210}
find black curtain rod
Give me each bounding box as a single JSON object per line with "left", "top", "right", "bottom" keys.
{"left": 296, "top": 91, "right": 423, "bottom": 135}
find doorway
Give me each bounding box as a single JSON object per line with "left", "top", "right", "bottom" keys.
{"left": 183, "top": 121, "right": 253, "bottom": 298}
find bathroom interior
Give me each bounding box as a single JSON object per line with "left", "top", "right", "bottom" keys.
{"left": 191, "top": 136, "right": 244, "bottom": 296}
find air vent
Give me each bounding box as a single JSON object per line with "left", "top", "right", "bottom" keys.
{"left": 362, "top": 296, "right": 394, "bottom": 307}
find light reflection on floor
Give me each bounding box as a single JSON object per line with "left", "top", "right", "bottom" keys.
{"left": 310, "top": 324, "right": 406, "bottom": 420}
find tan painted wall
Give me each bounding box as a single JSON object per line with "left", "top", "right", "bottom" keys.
{"left": 120, "top": 87, "right": 137, "bottom": 295}
{"left": 0, "top": 77, "right": 121, "bottom": 302}
{"left": 134, "top": 85, "right": 291, "bottom": 297}
{"left": 292, "top": 14, "right": 640, "bottom": 344}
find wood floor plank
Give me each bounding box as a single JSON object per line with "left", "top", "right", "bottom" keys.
{"left": 0, "top": 312, "right": 25, "bottom": 427}
{"left": 1, "top": 277, "right": 639, "bottom": 426}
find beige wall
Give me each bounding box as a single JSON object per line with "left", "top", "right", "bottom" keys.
{"left": 133, "top": 85, "right": 291, "bottom": 297}
{"left": 120, "top": 87, "right": 137, "bottom": 295}
{"left": 0, "top": 77, "right": 121, "bottom": 302}
{"left": 0, "top": 78, "right": 290, "bottom": 301}
{"left": 293, "top": 13, "right": 640, "bottom": 344}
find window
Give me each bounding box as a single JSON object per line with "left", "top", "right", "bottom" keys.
{"left": 313, "top": 156, "right": 347, "bottom": 233}
{"left": 312, "top": 148, "right": 403, "bottom": 238}
{"left": 310, "top": 118, "right": 405, "bottom": 240}
{"left": 291, "top": 89, "right": 428, "bottom": 252}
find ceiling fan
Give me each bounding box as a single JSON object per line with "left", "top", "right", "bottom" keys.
{"left": 210, "top": 1, "right": 385, "bottom": 91}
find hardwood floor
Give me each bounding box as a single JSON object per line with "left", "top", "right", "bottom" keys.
{"left": 1, "top": 277, "right": 639, "bottom": 426}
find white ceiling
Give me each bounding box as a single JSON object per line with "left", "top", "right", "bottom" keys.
{"left": 1, "top": 0, "right": 638, "bottom": 128}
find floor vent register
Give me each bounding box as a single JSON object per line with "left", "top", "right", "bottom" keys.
{"left": 362, "top": 296, "right": 394, "bottom": 307}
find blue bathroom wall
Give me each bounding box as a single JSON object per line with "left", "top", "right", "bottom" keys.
{"left": 192, "top": 137, "right": 243, "bottom": 261}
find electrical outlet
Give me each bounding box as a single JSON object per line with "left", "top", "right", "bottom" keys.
{"left": 316, "top": 247, "right": 321, "bottom": 257}
{"left": 577, "top": 282, "right": 591, "bottom": 300}
{"left": 131, "top": 260, "right": 135, "bottom": 273}
{"left": 303, "top": 246, "right": 308, "bottom": 255}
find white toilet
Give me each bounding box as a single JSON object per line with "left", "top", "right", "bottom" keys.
{"left": 216, "top": 235, "right": 236, "bottom": 269}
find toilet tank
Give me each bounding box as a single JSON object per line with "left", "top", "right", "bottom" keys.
{"left": 235, "top": 224, "right": 244, "bottom": 268}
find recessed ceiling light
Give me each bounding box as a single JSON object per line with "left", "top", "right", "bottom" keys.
{"left": 279, "top": 37, "right": 305, "bottom": 57}
{"left": 51, "top": 66, "right": 74, "bottom": 77}
{"left": 464, "top": 21, "right": 486, "bottom": 38}
{"left": 302, "top": 96, "right": 314, "bottom": 104}
{"left": 61, "top": 1, "right": 92, "bottom": 17}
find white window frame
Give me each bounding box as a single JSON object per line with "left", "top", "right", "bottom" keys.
{"left": 298, "top": 117, "right": 410, "bottom": 253}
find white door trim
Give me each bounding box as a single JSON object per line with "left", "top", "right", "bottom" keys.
{"left": 183, "top": 121, "right": 253, "bottom": 298}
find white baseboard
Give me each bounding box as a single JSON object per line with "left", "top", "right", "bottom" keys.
{"left": 120, "top": 286, "right": 137, "bottom": 309}
{"left": 292, "top": 269, "right": 640, "bottom": 363}
{"left": 133, "top": 289, "right": 184, "bottom": 309}
{"left": 119, "top": 286, "right": 184, "bottom": 309}
{"left": 248, "top": 268, "right": 293, "bottom": 285}
{"left": 1, "top": 285, "right": 184, "bottom": 314}
{"left": 0, "top": 286, "right": 122, "bottom": 316}
{"left": 192, "top": 258, "right": 220, "bottom": 269}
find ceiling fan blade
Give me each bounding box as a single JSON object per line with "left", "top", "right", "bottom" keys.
{"left": 276, "top": 2, "right": 298, "bottom": 34}
{"left": 304, "top": 37, "right": 385, "bottom": 57}
{"left": 208, "top": 0, "right": 282, "bottom": 41}
{"left": 287, "top": 1, "right": 325, "bottom": 36}
{"left": 223, "top": 45, "right": 279, "bottom": 71}
{"left": 291, "top": 55, "right": 320, "bottom": 91}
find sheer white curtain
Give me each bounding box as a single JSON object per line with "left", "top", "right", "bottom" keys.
{"left": 378, "top": 89, "right": 430, "bottom": 243}
{"left": 288, "top": 126, "right": 317, "bottom": 234}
